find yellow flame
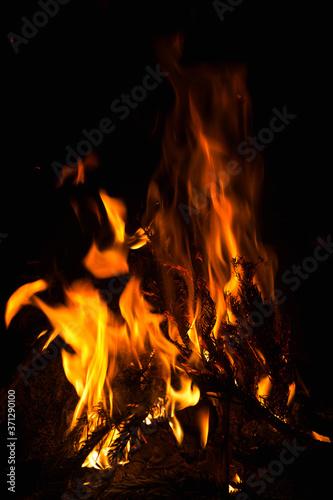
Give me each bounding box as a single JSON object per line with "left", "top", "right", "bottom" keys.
{"left": 166, "top": 374, "right": 200, "bottom": 444}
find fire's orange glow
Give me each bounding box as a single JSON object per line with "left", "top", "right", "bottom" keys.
{"left": 83, "top": 192, "right": 147, "bottom": 279}
{"left": 287, "top": 381, "right": 296, "bottom": 406}
{"left": 16, "top": 270, "right": 199, "bottom": 467}
{"left": 5, "top": 279, "right": 47, "bottom": 328}
{"left": 143, "top": 36, "right": 276, "bottom": 344}
{"left": 58, "top": 152, "right": 99, "bottom": 186}
{"left": 75, "top": 157, "right": 85, "bottom": 185}
{"left": 312, "top": 431, "right": 331, "bottom": 443}
{"left": 167, "top": 374, "right": 200, "bottom": 444}
{"left": 257, "top": 375, "right": 272, "bottom": 402}
{"left": 5, "top": 35, "right": 277, "bottom": 469}
{"left": 196, "top": 405, "right": 210, "bottom": 448}
{"left": 229, "top": 474, "right": 241, "bottom": 493}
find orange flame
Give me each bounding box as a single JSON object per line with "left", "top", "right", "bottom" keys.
{"left": 312, "top": 431, "right": 331, "bottom": 443}
{"left": 143, "top": 36, "right": 276, "bottom": 343}
{"left": 257, "top": 375, "right": 272, "bottom": 402}
{"left": 196, "top": 404, "right": 210, "bottom": 448}
{"left": 83, "top": 191, "right": 147, "bottom": 279}
{"left": 6, "top": 35, "right": 276, "bottom": 469}
{"left": 58, "top": 152, "right": 99, "bottom": 187}
{"left": 229, "top": 474, "right": 241, "bottom": 493}
{"left": 287, "top": 381, "right": 296, "bottom": 406}
{"left": 5, "top": 279, "right": 47, "bottom": 328}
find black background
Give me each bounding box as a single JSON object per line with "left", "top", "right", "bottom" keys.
{"left": 2, "top": 1, "right": 332, "bottom": 409}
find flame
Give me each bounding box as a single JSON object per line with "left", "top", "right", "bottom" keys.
{"left": 312, "top": 431, "right": 331, "bottom": 443}
{"left": 167, "top": 374, "right": 200, "bottom": 444}
{"left": 287, "top": 381, "right": 296, "bottom": 406}
{"left": 6, "top": 35, "right": 277, "bottom": 469}
{"left": 6, "top": 191, "right": 199, "bottom": 467}
{"left": 83, "top": 192, "right": 147, "bottom": 279}
{"left": 257, "top": 375, "right": 272, "bottom": 402}
{"left": 5, "top": 279, "right": 47, "bottom": 328}
{"left": 196, "top": 405, "right": 210, "bottom": 448}
{"left": 229, "top": 473, "right": 241, "bottom": 493}
{"left": 143, "top": 36, "right": 276, "bottom": 344}
{"left": 58, "top": 152, "right": 99, "bottom": 186}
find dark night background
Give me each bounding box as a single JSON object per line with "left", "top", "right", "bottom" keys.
{"left": 1, "top": 0, "right": 332, "bottom": 446}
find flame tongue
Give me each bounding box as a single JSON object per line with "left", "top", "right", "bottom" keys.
{"left": 5, "top": 279, "right": 48, "bottom": 328}
{"left": 83, "top": 191, "right": 148, "bottom": 278}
